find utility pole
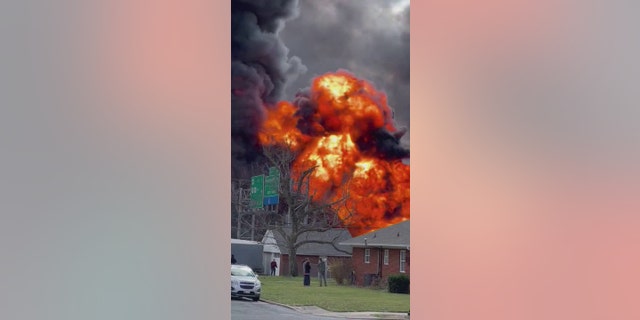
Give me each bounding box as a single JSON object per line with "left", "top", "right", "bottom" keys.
{"left": 233, "top": 167, "right": 281, "bottom": 241}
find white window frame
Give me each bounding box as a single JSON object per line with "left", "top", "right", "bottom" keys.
{"left": 364, "top": 248, "right": 370, "bottom": 264}
{"left": 399, "top": 249, "right": 406, "bottom": 273}
{"left": 383, "top": 249, "right": 389, "bottom": 265}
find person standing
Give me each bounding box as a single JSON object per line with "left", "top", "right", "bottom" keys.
{"left": 270, "top": 259, "right": 278, "bottom": 276}
{"left": 302, "top": 258, "right": 311, "bottom": 286}
{"left": 317, "top": 258, "right": 327, "bottom": 286}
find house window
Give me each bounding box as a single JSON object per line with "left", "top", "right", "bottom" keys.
{"left": 399, "top": 250, "right": 406, "bottom": 273}
{"left": 364, "top": 248, "right": 370, "bottom": 264}
{"left": 383, "top": 249, "right": 389, "bottom": 265}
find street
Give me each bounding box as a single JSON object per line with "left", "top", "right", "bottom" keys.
{"left": 231, "top": 298, "right": 347, "bottom": 320}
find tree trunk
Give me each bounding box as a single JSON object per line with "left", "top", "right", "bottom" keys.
{"left": 288, "top": 246, "right": 298, "bottom": 276}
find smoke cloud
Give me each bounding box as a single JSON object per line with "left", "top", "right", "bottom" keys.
{"left": 231, "top": 0, "right": 307, "bottom": 178}
{"left": 281, "top": 0, "right": 410, "bottom": 144}
{"left": 231, "top": 0, "right": 410, "bottom": 178}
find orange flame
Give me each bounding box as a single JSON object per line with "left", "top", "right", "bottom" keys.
{"left": 259, "top": 71, "right": 409, "bottom": 236}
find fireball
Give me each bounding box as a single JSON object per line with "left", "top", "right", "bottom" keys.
{"left": 259, "top": 71, "right": 409, "bottom": 236}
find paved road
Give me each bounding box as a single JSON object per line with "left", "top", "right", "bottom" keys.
{"left": 231, "top": 298, "right": 347, "bottom": 320}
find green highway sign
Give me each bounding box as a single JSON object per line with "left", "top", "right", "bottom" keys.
{"left": 264, "top": 175, "right": 278, "bottom": 197}
{"left": 264, "top": 168, "right": 280, "bottom": 197}
{"left": 264, "top": 167, "right": 280, "bottom": 205}
{"left": 250, "top": 175, "right": 264, "bottom": 209}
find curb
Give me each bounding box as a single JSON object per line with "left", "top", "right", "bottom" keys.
{"left": 260, "top": 299, "right": 409, "bottom": 319}
{"left": 260, "top": 299, "right": 298, "bottom": 311}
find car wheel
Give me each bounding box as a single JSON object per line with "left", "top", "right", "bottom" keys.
{"left": 252, "top": 296, "right": 260, "bottom": 301}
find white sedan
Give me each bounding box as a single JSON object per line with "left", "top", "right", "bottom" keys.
{"left": 231, "top": 264, "right": 262, "bottom": 301}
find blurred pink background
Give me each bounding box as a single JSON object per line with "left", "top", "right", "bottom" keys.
{"left": 413, "top": 1, "right": 640, "bottom": 319}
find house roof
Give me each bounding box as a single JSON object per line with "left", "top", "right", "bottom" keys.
{"left": 339, "top": 220, "right": 410, "bottom": 249}
{"left": 260, "top": 230, "right": 281, "bottom": 254}
{"left": 271, "top": 228, "right": 353, "bottom": 257}
{"left": 231, "top": 239, "right": 262, "bottom": 245}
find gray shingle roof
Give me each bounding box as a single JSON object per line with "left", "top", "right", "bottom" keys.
{"left": 271, "top": 228, "right": 353, "bottom": 257}
{"left": 339, "top": 220, "right": 409, "bottom": 249}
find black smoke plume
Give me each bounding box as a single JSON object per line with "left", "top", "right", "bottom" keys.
{"left": 231, "top": 0, "right": 307, "bottom": 178}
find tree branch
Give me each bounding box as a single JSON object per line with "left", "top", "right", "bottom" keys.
{"left": 294, "top": 239, "right": 352, "bottom": 255}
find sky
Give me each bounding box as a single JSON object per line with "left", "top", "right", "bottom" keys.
{"left": 280, "top": 0, "right": 410, "bottom": 145}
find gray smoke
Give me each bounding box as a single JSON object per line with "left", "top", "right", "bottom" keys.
{"left": 281, "top": 0, "right": 410, "bottom": 145}
{"left": 231, "top": 0, "right": 307, "bottom": 178}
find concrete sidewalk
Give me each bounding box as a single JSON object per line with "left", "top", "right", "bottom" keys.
{"left": 262, "top": 299, "right": 410, "bottom": 319}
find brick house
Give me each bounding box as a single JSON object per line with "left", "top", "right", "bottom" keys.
{"left": 339, "top": 220, "right": 410, "bottom": 287}
{"left": 271, "top": 228, "right": 352, "bottom": 277}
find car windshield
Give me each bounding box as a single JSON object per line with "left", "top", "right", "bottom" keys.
{"left": 231, "top": 267, "right": 255, "bottom": 277}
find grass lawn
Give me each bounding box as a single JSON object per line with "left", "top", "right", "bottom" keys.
{"left": 259, "top": 276, "right": 409, "bottom": 313}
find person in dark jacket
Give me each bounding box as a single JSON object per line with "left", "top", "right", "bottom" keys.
{"left": 302, "top": 258, "right": 311, "bottom": 286}
{"left": 270, "top": 259, "right": 278, "bottom": 276}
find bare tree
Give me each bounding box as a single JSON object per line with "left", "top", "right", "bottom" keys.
{"left": 259, "top": 143, "right": 354, "bottom": 276}
{"left": 231, "top": 160, "right": 273, "bottom": 240}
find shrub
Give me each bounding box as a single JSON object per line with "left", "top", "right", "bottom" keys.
{"left": 387, "top": 274, "right": 410, "bottom": 294}
{"left": 328, "top": 259, "right": 353, "bottom": 285}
